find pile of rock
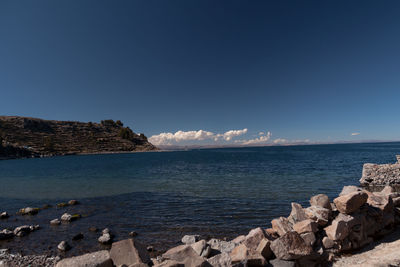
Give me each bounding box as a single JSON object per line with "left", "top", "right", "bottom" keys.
{"left": 360, "top": 155, "right": 400, "bottom": 187}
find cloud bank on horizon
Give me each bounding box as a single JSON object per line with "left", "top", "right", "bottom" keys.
{"left": 148, "top": 129, "right": 304, "bottom": 147}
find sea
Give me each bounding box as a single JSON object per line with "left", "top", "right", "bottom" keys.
{"left": 0, "top": 142, "right": 399, "bottom": 256}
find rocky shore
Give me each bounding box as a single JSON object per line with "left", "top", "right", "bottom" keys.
{"left": 2, "top": 157, "right": 400, "bottom": 266}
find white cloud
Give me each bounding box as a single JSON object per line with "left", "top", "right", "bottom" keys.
{"left": 258, "top": 131, "right": 265, "bottom": 136}
{"left": 273, "top": 138, "right": 288, "bottom": 144}
{"left": 351, "top": 132, "right": 360, "bottom": 136}
{"left": 149, "top": 128, "right": 248, "bottom": 145}
{"left": 221, "top": 128, "right": 248, "bottom": 141}
{"left": 236, "top": 131, "right": 272, "bottom": 145}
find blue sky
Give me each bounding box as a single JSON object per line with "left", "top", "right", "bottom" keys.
{"left": 1, "top": 1, "right": 399, "bottom": 146}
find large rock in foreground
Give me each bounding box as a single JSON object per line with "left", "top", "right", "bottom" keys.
{"left": 110, "top": 238, "right": 150, "bottom": 266}
{"left": 55, "top": 250, "right": 112, "bottom": 267}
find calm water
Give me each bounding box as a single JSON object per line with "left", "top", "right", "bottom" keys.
{"left": 0, "top": 142, "right": 399, "bottom": 256}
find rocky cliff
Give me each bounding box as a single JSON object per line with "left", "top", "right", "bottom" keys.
{"left": 0, "top": 116, "right": 157, "bottom": 159}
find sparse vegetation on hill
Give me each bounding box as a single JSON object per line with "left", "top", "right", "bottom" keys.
{"left": 0, "top": 116, "right": 157, "bottom": 159}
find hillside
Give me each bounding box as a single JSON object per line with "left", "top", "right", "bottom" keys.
{"left": 0, "top": 116, "right": 157, "bottom": 159}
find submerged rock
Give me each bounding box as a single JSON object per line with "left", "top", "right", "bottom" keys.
{"left": 68, "top": 199, "right": 79, "bottom": 205}
{"left": 72, "top": 233, "right": 84, "bottom": 240}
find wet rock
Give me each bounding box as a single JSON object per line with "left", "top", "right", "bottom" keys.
{"left": 339, "top": 185, "right": 362, "bottom": 196}
{"left": 207, "top": 238, "right": 236, "bottom": 254}
{"left": 68, "top": 199, "right": 79, "bottom": 205}
{"left": 310, "top": 194, "right": 331, "bottom": 210}
{"left": 243, "top": 227, "right": 266, "bottom": 250}
{"left": 305, "top": 206, "right": 331, "bottom": 226}
{"left": 300, "top": 232, "right": 316, "bottom": 246}
{"left": 147, "top": 246, "right": 154, "bottom": 252}
{"left": 50, "top": 219, "right": 61, "bottom": 225}
{"left": 288, "top": 203, "right": 307, "bottom": 224}
{"left": 256, "top": 238, "right": 272, "bottom": 260}
{"left": 72, "top": 233, "right": 84, "bottom": 240}
{"left": 57, "top": 241, "right": 71, "bottom": 252}
{"left": 13, "top": 225, "right": 32, "bottom": 237}
{"left": 270, "top": 231, "right": 313, "bottom": 260}
{"left": 0, "top": 229, "right": 14, "bottom": 240}
{"left": 293, "top": 219, "right": 318, "bottom": 234}
{"left": 89, "top": 227, "right": 98, "bottom": 232}
{"left": 55, "top": 250, "right": 112, "bottom": 267}
{"left": 163, "top": 245, "right": 211, "bottom": 267}
{"left": 181, "top": 234, "right": 200, "bottom": 245}
{"left": 334, "top": 191, "right": 368, "bottom": 214}
{"left": 0, "top": 212, "right": 9, "bottom": 219}
{"left": 207, "top": 252, "right": 231, "bottom": 267}
{"left": 18, "top": 207, "right": 39, "bottom": 215}
{"left": 271, "top": 217, "right": 293, "bottom": 236}
{"left": 268, "top": 259, "right": 296, "bottom": 267}
{"left": 110, "top": 238, "right": 150, "bottom": 266}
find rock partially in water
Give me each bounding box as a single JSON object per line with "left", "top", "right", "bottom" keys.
{"left": 60, "top": 213, "right": 72, "bottom": 222}
{"left": 0, "top": 212, "right": 9, "bottom": 219}
{"left": 57, "top": 202, "right": 69, "bottom": 208}
{"left": 68, "top": 199, "right": 79, "bottom": 205}
{"left": 57, "top": 241, "right": 71, "bottom": 252}
{"left": 14, "top": 225, "right": 33, "bottom": 237}
{"left": 50, "top": 219, "right": 61, "bottom": 225}
{"left": 18, "top": 207, "right": 39, "bottom": 215}
{"left": 55, "top": 250, "right": 112, "bottom": 267}
{"left": 98, "top": 229, "right": 112, "bottom": 244}
{"left": 129, "top": 231, "right": 139, "bottom": 237}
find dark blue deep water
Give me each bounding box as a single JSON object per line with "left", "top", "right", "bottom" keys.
{"left": 0, "top": 142, "right": 400, "bottom": 256}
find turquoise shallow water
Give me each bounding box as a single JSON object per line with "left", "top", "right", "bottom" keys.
{"left": 0, "top": 142, "right": 399, "bottom": 256}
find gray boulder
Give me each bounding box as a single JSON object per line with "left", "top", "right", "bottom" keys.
{"left": 270, "top": 231, "right": 313, "bottom": 260}
{"left": 110, "top": 238, "right": 150, "bottom": 266}
{"left": 182, "top": 234, "right": 200, "bottom": 245}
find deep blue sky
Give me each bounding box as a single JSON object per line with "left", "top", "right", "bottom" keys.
{"left": 1, "top": 1, "right": 399, "bottom": 145}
